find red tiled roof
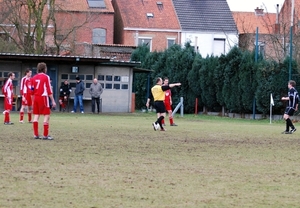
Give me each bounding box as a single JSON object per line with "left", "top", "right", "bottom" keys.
{"left": 56, "top": 0, "right": 114, "bottom": 13}
{"left": 114, "top": 0, "right": 180, "bottom": 29}
{"left": 232, "top": 11, "right": 276, "bottom": 34}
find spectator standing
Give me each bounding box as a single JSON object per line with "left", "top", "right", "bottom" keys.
{"left": 59, "top": 80, "right": 71, "bottom": 112}
{"left": 31, "top": 62, "right": 56, "bottom": 140}
{"left": 89, "top": 78, "right": 103, "bottom": 113}
{"left": 2, "top": 72, "right": 15, "bottom": 125}
{"left": 281, "top": 80, "right": 299, "bottom": 134}
{"left": 71, "top": 76, "right": 85, "bottom": 113}
{"left": 19, "top": 69, "right": 33, "bottom": 123}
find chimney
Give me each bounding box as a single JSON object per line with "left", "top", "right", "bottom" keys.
{"left": 255, "top": 7, "right": 264, "bottom": 16}
{"left": 274, "top": 4, "right": 280, "bottom": 34}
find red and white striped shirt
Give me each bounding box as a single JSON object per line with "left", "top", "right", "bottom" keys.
{"left": 2, "top": 78, "right": 13, "bottom": 98}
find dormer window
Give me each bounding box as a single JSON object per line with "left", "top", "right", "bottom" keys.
{"left": 157, "top": 1, "right": 163, "bottom": 10}
{"left": 87, "top": 0, "right": 106, "bottom": 8}
{"left": 146, "top": 13, "right": 154, "bottom": 18}
{"left": 254, "top": 7, "right": 264, "bottom": 16}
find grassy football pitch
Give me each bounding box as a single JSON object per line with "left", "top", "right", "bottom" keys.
{"left": 1, "top": 112, "right": 300, "bottom": 207}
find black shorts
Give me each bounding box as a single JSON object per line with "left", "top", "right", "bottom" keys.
{"left": 154, "top": 101, "right": 166, "bottom": 113}
{"left": 284, "top": 107, "right": 295, "bottom": 116}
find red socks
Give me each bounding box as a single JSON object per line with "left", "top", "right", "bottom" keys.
{"left": 4, "top": 112, "right": 9, "bottom": 123}
{"left": 43, "top": 122, "right": 49, "bottom": 137}
{"left": 20, "top": 112, "right": 24, "bottom": 121}
{"left": 33, "top": 121, "right": 38, "bottom": 136}
{"left": 28, "top": 113, "right": 32, "bottom": 122}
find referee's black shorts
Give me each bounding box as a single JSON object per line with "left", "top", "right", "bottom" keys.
{"left": 154, "top": 101, "right": 166, "bottom": 113}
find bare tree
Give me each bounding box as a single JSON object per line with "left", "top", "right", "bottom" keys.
{"left": 47, "top": 2, "right": 98, "bottom": 55}
{"left": 233, "top": 3, "right": 300, "bottom": 67}
{"left": 0, "top": 0, "right": 52, "bottom": 54}
{"left": 0, "top": 0, "right": 95, "bottom": 55}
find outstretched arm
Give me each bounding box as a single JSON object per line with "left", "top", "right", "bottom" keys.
{"left": 161, "top": 83, "right": 181, "bottom": 91}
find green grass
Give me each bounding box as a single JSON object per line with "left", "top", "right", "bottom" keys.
{"left": 1, "top": 112, "right": 300, "bottom": 207}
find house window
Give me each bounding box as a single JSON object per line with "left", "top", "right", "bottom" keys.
{"left": 213, "top": 38, "right": 225, "bottom": 56}
{"left": 86, "top": 83, "right": 92, "bottom": 88}
{"left": 255, "top": 41, "right": 265, "bottom": 58}
{"left": 78, "top": 75, "right": 84, "bottom": 80}
{"left": 114, "top": 76, "right": 121, "bottom": 81}
{"left": 167, "top": 38, "right": 175, "bottom": 48}
{"left": 98, "top": 74, "right": 129, "bottom": 90}
{"left": 114, "top": 84, "right": 120, "bottom": 89}
{"left": 146, "top": 13, "right": 154, "bottom": 18}
{"left": 138, "top": 38, "right": 152, "bottom": 51}
{"left": 87, "top": 0, "right": 105, "bottom": 8}
{"left": 93, "top": 28, "right": 106, "bottom": 44}
{"left": 0, "top": 71, "right": 19, "bottom": 88}
{"left": 56, "top": 34, "right": 64, "bottom": 41}
{"left": 86, "top": 75, "right": 93, "bottom": 80}
{"left": 98, "top": 75, "right": 104, "bottom": 81}
{"left": 61, "top": 74, "right": 68, "bottom": 80}
{"left": 106, "top": 83, "right": 112, "bottom": 89}
{"left": 106, "top": 75, "right": 112, "bottom": 81}
{"left": 70, "top": 74, "right": 77, "bottom": 80}
{"left": 122, "top": 84, "right": 128, "bottom": 89}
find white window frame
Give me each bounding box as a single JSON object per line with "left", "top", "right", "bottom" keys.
{"left": 138, "top": 37, "right": 152, "bottom": 51}
{"left": 93, "top": 28, "right": 106, "bottom": 44}
{"left": 167, "top": 38, "right": 176, "bottom": 49}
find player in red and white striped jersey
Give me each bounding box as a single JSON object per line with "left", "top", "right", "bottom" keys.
{"left": 19, "top": 69, "right": 33, "bottom": 123}
{"left": 2, "top": 72, "right": 15, "bottom": 125}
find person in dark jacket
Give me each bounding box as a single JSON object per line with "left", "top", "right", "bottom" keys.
{"left": 59, "top": 80, "right": 71, "bottom": 112}
{"left": 71, "top": 77, "right": 85, "bottom": 113}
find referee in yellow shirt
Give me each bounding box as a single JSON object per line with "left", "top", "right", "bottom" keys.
{"left": 146, "top": 77, "right": 181, "bottom": 131}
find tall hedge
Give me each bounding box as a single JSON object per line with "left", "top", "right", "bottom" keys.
{"left": 131, "top": 44, "right": 299, "bottom": 115}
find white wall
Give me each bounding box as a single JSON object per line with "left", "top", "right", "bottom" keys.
{"left": 96, "top": 66, "right": 133, "bottom": 113}
{"left": 181, "top": 32, "right": 238, "bottom": 57}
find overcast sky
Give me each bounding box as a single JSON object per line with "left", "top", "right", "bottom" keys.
{"left": 226, "top": 0, "right": 285, "bottom": 13}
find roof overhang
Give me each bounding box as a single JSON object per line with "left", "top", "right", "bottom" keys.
{"left": 133, "top": 67, "right": 153, "bottom": 73}
{"left": 0, "top": 53, "right": 111, "bottom": 64}
{"left": 0, "top": 53, "right": 147, "bottom": 69}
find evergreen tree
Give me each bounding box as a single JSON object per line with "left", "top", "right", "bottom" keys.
{"left": 222, "top": 46, "right": 243, "bottom": 113}
{"left": 131, "top": 45, "right": 151, "bottom": 109}
{"left": 199, "top": 55, "right": 220, "bottom": 112}
{"left": 255, "top": 57, "right": 299, "bottom": 115}
{"left": 214, "top": 54, "right": 226, "bottom": 107}
{"left": 238, "top": 51, "right": 257, "bottom": 113}
{"left": 187, "top": 53, "right": 203, "bottom": 112}
{"left": 169, "top": 42, "right": 197, "bottom": 113}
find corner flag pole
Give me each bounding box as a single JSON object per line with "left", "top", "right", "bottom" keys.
{"left": 270, "top": 93, "right": 274, "bottom": 124}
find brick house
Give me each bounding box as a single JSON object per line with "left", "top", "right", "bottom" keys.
{"left": 232, "top": 8, "right": 278, "bottom": 61}
{"left": 112, "top": 0, "right": 181, "bottom": 51}
{"left": 232, "top": 1, "right": 300, "bottom": 64}
{"left": 280, "top": 0, "right": 300, "bottom": 64}
{"left": 49, "top": 0, "right": 115, "bottom": 55}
